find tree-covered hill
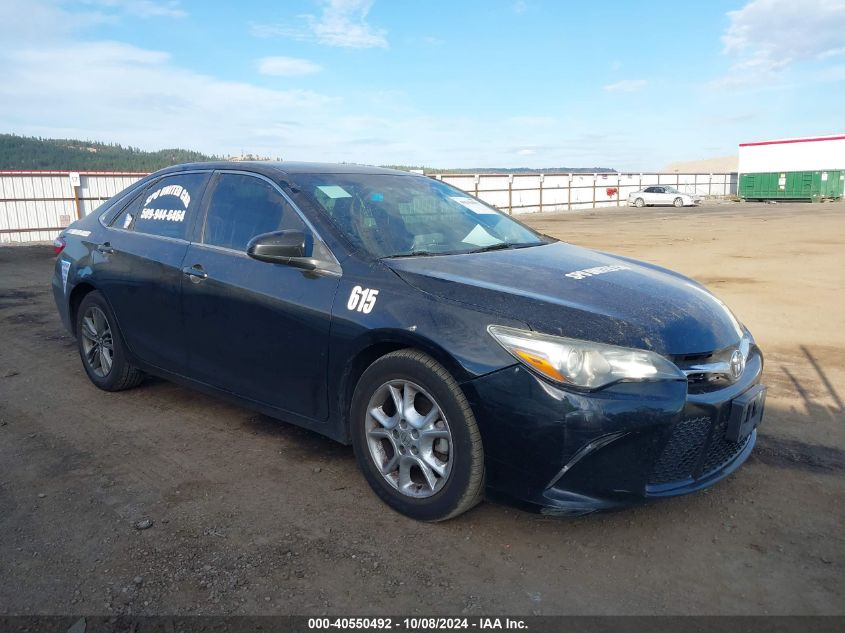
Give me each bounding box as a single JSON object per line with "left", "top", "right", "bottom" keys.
{"left": 0, "top": 134, "right": 218, "bottom": 171}
{"left": 0, "top": 133, "right": 617, "bottom": 174}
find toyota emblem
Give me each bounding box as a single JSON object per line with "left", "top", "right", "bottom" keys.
{"left": 729, "top": 349, "right": 745, "bottom": 380}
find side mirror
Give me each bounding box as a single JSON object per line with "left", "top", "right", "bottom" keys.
{"left": 247, "top": 230, "right": 317, "bottom": 270}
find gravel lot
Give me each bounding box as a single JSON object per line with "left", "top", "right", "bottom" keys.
{"left": 1, "top": 200, "right": 843, "bottom": 616}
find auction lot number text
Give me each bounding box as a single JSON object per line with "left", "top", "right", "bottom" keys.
{"left": 308, "top": 617, "right": 528, "bottom": 630}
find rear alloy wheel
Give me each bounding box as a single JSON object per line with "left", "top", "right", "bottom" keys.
{"left": 673, "top": 197, "right": 684, "bottom": 208}
{"left": 76, "top": 290, "right": 144, "bottom": 391}
{"left": 351, "top": 350, "right": 484, "bottom": 521}
{"left": 634, "top": 197, "right": 645, "bottom": 208}
{"left": 80, "top": 306, "right": 113, "bottom": 377}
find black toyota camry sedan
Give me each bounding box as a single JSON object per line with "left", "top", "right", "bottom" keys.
{"left": 52, "top": 162, "right": 766, "bottom": 520}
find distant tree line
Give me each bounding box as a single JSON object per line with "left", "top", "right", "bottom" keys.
{"left": 0, "top": 134, "right": 218, "bottom": 171}
{"left": 0, "top": 133, "right": 617, "bottom": 174}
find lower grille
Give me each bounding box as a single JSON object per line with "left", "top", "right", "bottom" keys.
{"left": 701, "top": 418, "right": 751, "bottom": 475}
{"left": 649, "top": 416, "right": 711, "bottom": 484}
{"left": 649, "top": 415, "right": 751, "bottom": 486}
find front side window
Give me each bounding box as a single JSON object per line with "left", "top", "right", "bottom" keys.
{"left": 112, "top": 173, "right": 207, "bottom": 240}
{"left": 202, "top": 173, "right": 310, "bottom": 252}
{"left": 292, "top": 174, "right": 548, "bottom": 258}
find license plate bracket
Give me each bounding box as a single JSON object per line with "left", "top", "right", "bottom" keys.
{"left": 726, "top": 384, "right": 767, "bottom": 443}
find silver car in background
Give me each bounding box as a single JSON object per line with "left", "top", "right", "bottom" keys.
{"left": 628, "top": 186, "right": 702, "bottom": 208}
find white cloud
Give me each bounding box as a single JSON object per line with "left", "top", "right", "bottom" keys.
{"left": 0, "top": 41, "right": 333, "bottom": 154}
{"left": 603, "top": 79, "right": 648, "bottom": 93}
{"left": 257, "top": 56, "right": 322, "bottom": 76}
{"left": 513, "top": 1, "right": 528, "bottom": 15}
{"left": 0, "top": 15, "right": 485, "bottom": 166}
{"left": 82, "top": 0, "right": 187, "bottom": 19}
{"left": 717, "top": 0, "right": 845, "bottom": 86}
{"left": 510, "top": 116, "right": 556, "bottom": 127}
{"left": 6, "top": 1, "right": 789, "bottom": 171}
{"left": 420, "top": 35, "right": 444, "bottom": 46}
{"left": 0, "top": 0, "right": 110, "bottom": 43}
{"left": 813, "top": 64, "right": 845, "bottom": 82}
{"left": 251, "top": 0, "right": 387, "bottom": 49}
{"left": 723, "top": 0, "right": 845, "bottom": 60}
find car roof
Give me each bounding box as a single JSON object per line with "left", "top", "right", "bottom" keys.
{"left": 155, "top": 161, "right": 413, "bottom": 178}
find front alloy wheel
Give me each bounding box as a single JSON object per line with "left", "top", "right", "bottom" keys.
{"left": 365, "top": 379, "right": 453, "bottom": 497}
{"left": 351, "top": 349, "right": 485, "bottom": 521}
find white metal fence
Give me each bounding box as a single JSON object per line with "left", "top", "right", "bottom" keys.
{"left": 0, "top": 171, "right": 145, "bottom": 243}
{"left": 0, "top": 170, "right": 737, "bottom": 243}
{"left": 437, "top": 172, "right": 738, "bottom": 215}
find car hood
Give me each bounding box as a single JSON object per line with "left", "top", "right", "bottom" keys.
{"left": 385, "top": 242, "right": 744, "bottom": 356}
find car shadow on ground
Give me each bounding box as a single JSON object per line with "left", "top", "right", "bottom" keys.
{"left": 119, "top": 367, "right": 845, "bottom": 527}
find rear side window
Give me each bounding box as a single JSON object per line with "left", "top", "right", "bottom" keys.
{"left": 112, "top": 173, "right": 207, "bottom": 240}
{"left": 99, "top": 178, "right": 150, "bottom": 225}
{"left": 202, "top": 173, "right": 308, "bottom": 252}
{"left": 110, "top": 190, "right": 145, "bottom": 230}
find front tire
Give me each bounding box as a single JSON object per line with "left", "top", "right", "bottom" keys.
{"left": 634, "top": 197, "right": 645, "bottom": 208}
{"left": 76, "top": 290, "right": 144, "bottom": 391}
{"left": 351, "top": 350, "right": 485, "bottom": 521}
{"left": 673, "top": 197, "right": 684, "bottom": 208}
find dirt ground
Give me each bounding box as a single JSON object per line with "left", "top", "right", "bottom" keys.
{"left": 1, "top": 200, "right": 843, "bottom": 616}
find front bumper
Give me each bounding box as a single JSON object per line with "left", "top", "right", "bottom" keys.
{"left": 463, "top": 350, "right": 764, "bottom": 515}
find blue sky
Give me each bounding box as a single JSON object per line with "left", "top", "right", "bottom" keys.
{"left": 1, "top": 0, "right": 843, "bottom": 169}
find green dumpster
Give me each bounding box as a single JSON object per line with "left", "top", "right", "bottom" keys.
{"left": 739, "top": 170, "right": 844, "bottom": 201}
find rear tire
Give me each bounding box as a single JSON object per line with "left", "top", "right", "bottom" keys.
{"left": 673, "top": 197, "right": 684, "bottom": 208}
{"left": 76, "top": 291, "right": 144, "bottom": 391}
{"left": 634, "top": 197, "right": 645, "bottom": 208}
{"left": 351, "top": 350, "right": 485, "bottom": 521}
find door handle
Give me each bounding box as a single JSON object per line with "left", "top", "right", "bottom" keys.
{"left": 96, "top": 242, "right": 114, "bottom": 254}
{"left": 182, "top": 265, "right": 208, "bottom": 282}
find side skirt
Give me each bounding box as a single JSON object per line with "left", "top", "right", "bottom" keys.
{"left": 131, "top": 359, "right": 351, "bottom": 445}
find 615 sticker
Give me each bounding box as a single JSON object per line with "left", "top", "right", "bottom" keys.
{"left": 347, "top": 286, "right": 379, "bottom": 314}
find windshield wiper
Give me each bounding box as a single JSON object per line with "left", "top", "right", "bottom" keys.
{"left": 382, "top": 250, "right": 440, "bottom": 259}
{"left": 468, "top": 241, "right": 549, "bottom": 253}
{"left": 465, "top": 242, "right": 514, "bottom": 254}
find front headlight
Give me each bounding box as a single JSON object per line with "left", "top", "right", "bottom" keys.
{"left": 488, "top": 325, "right": 685, "bottom": 389}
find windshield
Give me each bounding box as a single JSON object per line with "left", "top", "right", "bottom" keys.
{"left": 292, "top": 173, "right": 548, "bottom": 258}
{"left": 663, "top": 186, "right": 680, "bottom": 193}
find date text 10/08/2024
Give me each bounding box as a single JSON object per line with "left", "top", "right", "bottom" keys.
{"left": 307, "top": 617, "right": 528, "bottom": 630}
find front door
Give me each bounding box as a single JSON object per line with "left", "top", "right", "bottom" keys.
{"left": 181, "top": 171, "right": 340, "bottom": 421}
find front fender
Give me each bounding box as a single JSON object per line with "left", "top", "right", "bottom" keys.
{"left": 325, "top": 264, "right": 524, "bottom": 442}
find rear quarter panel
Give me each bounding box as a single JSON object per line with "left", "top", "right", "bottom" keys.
{"left": 52, "top": 214, "right": 109, "bottom": 335}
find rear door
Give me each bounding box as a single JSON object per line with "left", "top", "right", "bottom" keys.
{"left": 181, "top": 171, "right": 341, "bottom": 421}
{"left": 650, "top": 187, "right": 667, "bottom": 205}
{"left": 96, "top": 171, "right": 210, "bottom": 374}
